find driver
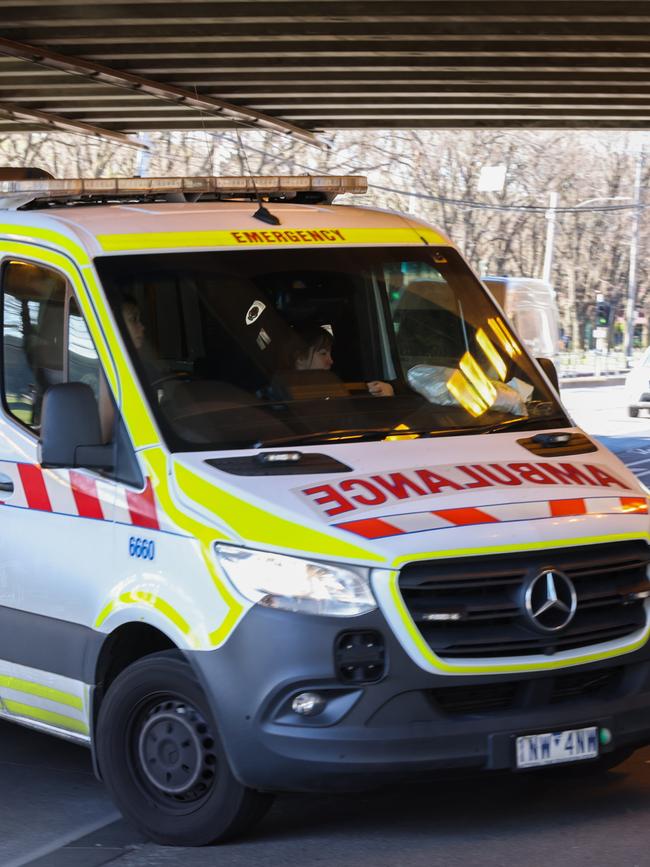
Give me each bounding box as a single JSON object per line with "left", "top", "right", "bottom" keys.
{"left": 288, "top": 324, "right": 394, "bottom": 397}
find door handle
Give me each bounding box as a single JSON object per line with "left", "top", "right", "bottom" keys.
{"left": 0, "top": 474, "right": 14, "bottom": 494}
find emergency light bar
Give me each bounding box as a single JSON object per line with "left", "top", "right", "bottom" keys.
{"left": 0, "top": 174, "right": 368, "bottom": 209}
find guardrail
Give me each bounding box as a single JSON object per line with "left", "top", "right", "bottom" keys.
{"left": 557, "top": 349, "right": 638, "bottom": 379}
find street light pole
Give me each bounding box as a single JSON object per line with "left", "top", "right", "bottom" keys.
{"left": 624, "top": 141, "right": 644, "bottom": 363}
{"left": 542, "top": 191, "right": 558, "bottom": 284}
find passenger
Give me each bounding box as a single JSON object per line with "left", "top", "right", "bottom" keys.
{"left": 121, "top": 296, "right": 145, "bottom": 350}
{"left": 120, "top": 295, "right": 168, "bottom": 386}
{"left": 288, "top": 324, "right": 394, "bottom": 397}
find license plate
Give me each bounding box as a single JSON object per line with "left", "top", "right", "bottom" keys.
{"left": 516, "top": 726, "right": 598, "bottom": 769}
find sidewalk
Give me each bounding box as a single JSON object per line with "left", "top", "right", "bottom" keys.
{"left": 559, "top": 373, "right": 626, "bottom": 389}
{"left": 557, "top": 349, "right": 637, "bottom": 388}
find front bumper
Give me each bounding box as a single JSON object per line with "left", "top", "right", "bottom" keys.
{"left": 188, "top": 605, "right": 650, "bottom": 792}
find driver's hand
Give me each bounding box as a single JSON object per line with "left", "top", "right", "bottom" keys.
{"left": 367, "top": 380, "right": 394, "bottom": 397}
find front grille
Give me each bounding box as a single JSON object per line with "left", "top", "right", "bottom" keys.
{"left": 433, "top": 682, "right": 518, "bottom": 715}
{"left": 431, "top": 666, "right": 622, "bottom": 716}
{"left": 550, "top": 667, "right": 621, "bottom": 703}
{"left": 399, "top": 541, "right": 650, "bottom": 659}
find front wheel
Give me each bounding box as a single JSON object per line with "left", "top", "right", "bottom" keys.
{"left": 629, "top": 406, "right": 640, "bottom": 417}
{"left": 96, "top": 651, "right": 272, "bottom": 846}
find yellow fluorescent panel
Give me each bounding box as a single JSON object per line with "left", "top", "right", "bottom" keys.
{"left": 497, "top": 318, "right": 522, "bottom": 355}
{"left": 386, "top": 423, "right": 420, "bottom": 441}
{"left": 446, "top": 368, "right": 488, "bottom": 417}
{"left": 476, "top": 327, "right": 507, "bottom": 380}
{"left": 459, "top": 351, "right": 497, "bottom": 406}
{"left": 488, "top": 317, "right": 522, "bottom": 358}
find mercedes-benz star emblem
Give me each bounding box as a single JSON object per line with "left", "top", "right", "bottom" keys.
{"left": 524, "top": 569, "right": 577, "bottom": 632}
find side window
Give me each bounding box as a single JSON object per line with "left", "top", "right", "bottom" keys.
{"left": 68, "top": 296, "right": 142, "bottom": 487}
{"left": 68, "top": 297, "right": 101, "bottom": 398}
{"left": 386, "top": 262, "right": 466, "bottom": 369}
{"left": 2, "top": 260, "right": 66, "bottom": 428}
{"left": 2, "top": 260, "right": 142, "bottom": 485}
{"left": 68, "top": 296, "right": 117, "bottom": 445}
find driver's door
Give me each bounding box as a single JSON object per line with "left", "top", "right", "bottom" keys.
{"left": 0, "top": 258, "right": 116, "bottom": 727}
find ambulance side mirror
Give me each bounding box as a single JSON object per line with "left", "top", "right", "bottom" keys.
{"left": 536, "top": 357, "right": 559, "bottom": 392}
{"left": 40, "top": 383, "right": 114, "bottom": 471}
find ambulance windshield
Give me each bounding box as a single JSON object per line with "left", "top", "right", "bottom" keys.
{"left": 96, "top": 247, "right": 568, "bottom": 451}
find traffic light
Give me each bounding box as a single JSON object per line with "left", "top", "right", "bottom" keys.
{"left": 595, "top": 300, "right": 611, "bottom": 327}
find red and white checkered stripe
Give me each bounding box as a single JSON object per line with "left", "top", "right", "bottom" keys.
{"left": 335, "top": 496, "right": 649, "bottom": 540}
{"left": 0, "top": 461, "right": 160, "bottom": 530}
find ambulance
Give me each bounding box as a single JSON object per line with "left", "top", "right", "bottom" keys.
{"left": 0, "top": 172, "right": 649, "bottom": 846}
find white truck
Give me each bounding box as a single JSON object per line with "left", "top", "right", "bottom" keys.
{"left": 482, "top": 276, "right": 560, "bottom": 360}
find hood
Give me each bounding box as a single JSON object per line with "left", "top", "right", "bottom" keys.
{"left": 170, "top": 429, "right": 649, "bottom": 568}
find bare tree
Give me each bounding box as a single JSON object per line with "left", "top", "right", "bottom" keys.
{"left": 1, "top": 127, "right": 648, "bottom": 351}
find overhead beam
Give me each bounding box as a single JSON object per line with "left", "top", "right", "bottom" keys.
{"left": 4, "top": 121, "right": 647, "bottom": 133}
{"left": 21, "top": 94, "right": 650, "bottom": 107}
{"left": 32, "top": 34, "right": 650, "bottom": 47}
{"left": 0, "top": 35, "right": 321, "bottom": 147}
{"left": 86, "top": 48, "right": 650, "bottom": 59}
{"left": 0, "top": 99, "right": 147, "bottom": 148}
{"left": 0, "top": 0, "right": 644, "bottom": 14}
{"left": 7, "top": 87, "right": 650, "bottom": 100}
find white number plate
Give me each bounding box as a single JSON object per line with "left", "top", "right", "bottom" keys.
{"left": 516, "top": 726, "right": 598, "bottom": 769}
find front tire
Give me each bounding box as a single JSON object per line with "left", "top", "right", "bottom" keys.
{"left": 96, "top": 651, "right": 272, "bottom": 846}
{"left": 629, "top": 406, "right": 640, "bottom": 417}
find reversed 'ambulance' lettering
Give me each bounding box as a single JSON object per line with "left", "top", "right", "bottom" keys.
{"left": 297, "top": 460, "right": 633, "bottom": 517}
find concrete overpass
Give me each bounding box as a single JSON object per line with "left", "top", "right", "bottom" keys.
{"left": 0, "top": 1, "right": 649, "bottom": 149}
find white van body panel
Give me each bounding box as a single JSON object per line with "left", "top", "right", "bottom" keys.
{"left": 0, "top": 660, "right": 89, "bottom": 743}
{"left": 483, "top": 276, "right": 560, "bottom": 359}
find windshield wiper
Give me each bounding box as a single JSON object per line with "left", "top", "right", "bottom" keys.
{"left": 482, "top": 415, "right": 571, "bottom": 434}
{"left": 254, "top": 415, "right": 571, "bottom": 448}
{"left": 254, "top": 427, "right": 437, "bottom": 448}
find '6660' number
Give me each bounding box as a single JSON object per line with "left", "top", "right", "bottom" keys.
{"left": 129, "top": 536, "right": 155, "bottom": 560}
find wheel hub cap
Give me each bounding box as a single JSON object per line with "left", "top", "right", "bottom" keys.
{"left": 137, "top": 702, "right": 214, "bottom": 796}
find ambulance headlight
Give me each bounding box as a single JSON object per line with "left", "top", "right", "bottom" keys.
{"left": 214, "top": 545, "right": 376, "bottom": 616}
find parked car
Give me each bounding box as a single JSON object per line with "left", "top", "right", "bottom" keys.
{"left": 625, "top": 346, "right": 650, "bottom": 416}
